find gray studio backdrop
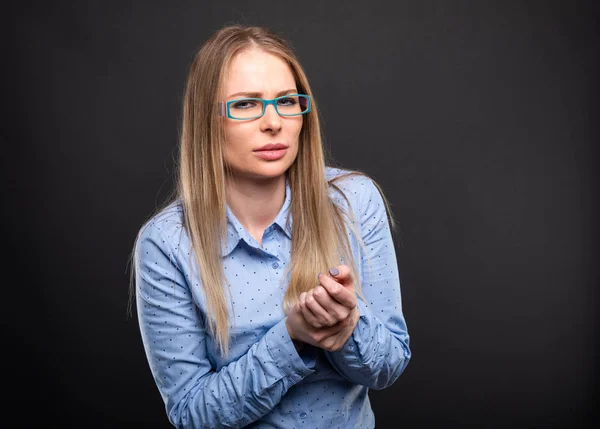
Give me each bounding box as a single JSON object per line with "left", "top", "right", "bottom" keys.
{"left": 6, "top": 1, "right": 597, "bottom": 428}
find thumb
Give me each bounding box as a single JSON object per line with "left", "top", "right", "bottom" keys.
{"left": 328, "top": 265, "right": 354, "bottom": 288}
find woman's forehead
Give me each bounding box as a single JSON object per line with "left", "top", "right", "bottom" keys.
{"left": 224, "top": 48, "right": 296, "bottom": 97}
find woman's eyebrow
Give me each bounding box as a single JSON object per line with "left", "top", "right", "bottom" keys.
{"left": 227, "top": 88, "right": 297, "bottom": 99}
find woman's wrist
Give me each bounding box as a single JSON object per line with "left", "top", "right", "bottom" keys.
{"left": 285, "top": 317, "right": 295, "bottom": 339}
{"left": 285, "top": 317, "right": 304, "bottom": 351}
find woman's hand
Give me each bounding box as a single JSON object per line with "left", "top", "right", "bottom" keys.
{"left": 285, "top": 302, "right": 358, "bottom": 352}
{"left": 299, "top": 265, "right": 357, "bottom": 328}
{"left": 285, "top": 265, "right": 360, "bottom": 351}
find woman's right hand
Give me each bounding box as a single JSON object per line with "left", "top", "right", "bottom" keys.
{"left": 299, "top": 266, "right": 357, "bottom": 328}
{"left": 285, "top": 302, "right": 358, "bottom": 352}
{"left": 285, "top": 265, "right": 359, "bottom": 351}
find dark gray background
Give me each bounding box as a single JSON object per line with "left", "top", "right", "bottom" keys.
{"left": 4, "top": 1, "right": 598, "bottom": 428}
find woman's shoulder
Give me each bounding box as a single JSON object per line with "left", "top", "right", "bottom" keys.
{"left": 325, "top": 166, "right": 387, "bottom": 222}
{"left": 325, "top": 166, "right": 378, "bottom": 198}
{"left": 135, "top": 198, "right": 185, "bottom": 247}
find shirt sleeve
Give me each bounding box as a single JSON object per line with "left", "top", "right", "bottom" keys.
{"left": 135, "top": 221, "right": 315, "bottom": 428}
{"left": 324, "top": 176, "right": 411, "bottom": 390}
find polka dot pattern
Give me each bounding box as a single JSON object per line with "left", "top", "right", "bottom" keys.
{"left": 134, "top": 168, "right": 410, "bottom": 428}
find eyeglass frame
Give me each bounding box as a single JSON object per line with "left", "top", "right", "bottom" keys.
{"left": 220, "top": 93, "right": 311, "bottom": 120}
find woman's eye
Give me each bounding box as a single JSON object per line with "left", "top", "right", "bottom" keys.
{"left": 277, "top": 97, "right": 297, "bottom": 106}
{"left": 232, "top": 100, "right": 256, "bottom": 109}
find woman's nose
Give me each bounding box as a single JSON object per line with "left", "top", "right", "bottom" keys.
{"left": 260, "top": 104, "right": 282, "bottom": 132}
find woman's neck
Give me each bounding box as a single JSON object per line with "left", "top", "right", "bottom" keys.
{"left": 226, "top": 174, "right": 286, "bottom": 246}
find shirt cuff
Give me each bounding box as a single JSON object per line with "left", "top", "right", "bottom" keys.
{"left": 265, "top": 318, "right": 316, "bottom": 384}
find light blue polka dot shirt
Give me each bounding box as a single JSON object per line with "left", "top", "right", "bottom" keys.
{"left": 134, "top": 167, "right": 411, "bottom": 428}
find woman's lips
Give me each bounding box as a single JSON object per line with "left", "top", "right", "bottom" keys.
{"left": 256, "top": 143, "right": 287, "bottom": 151}
{"left": 253, "top": 148, "right": 288, "bottom": 161}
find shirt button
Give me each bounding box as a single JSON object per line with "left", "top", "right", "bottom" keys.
{"left": 299, "top": 411, "right": 307, "bottom": 419}
{"left": 271, "top": 262, "right": 279, "bottom": 269}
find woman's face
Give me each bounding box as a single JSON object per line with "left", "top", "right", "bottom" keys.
{"left": 222, "top": 48, "right": 303, "bottom": 183}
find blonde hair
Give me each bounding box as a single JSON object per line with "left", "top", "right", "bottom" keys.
{"left": 128, "top": 25, "right": 396, "bottom": 356}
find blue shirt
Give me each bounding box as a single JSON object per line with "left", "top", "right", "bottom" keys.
{"left": 135, "top": 167, "right": 411, "bottom": 428}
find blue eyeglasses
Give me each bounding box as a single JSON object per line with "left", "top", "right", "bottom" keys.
{"left": 220, "top": 94, "right": 311, "bottom": 120}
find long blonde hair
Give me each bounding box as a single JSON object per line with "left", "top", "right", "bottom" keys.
{"left": 128, "top": 25, "right": 396, "bottom": 356}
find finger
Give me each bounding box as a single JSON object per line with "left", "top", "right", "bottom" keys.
{"left": 311, "top": 319, "right": 346, "bottom": 343}
{"left": 311, "top": 285, "right": 351, "bottom": 321}
{"left": 318, "top": 310, "right": 359, "bottom": 351}
{"left": 298, "top": 292, "right": 307, "bottom": 312}
{"left": 300, "top": 291, "right": 324, "bottom": 328}
{"left": 305, "top": 289, "right": 337, "bottom": 327}
{"left": 328, "top": 264, "right": 354, "bottom": 286}
{"left": 318, "top": 274, "right": 356, "bottom": 309}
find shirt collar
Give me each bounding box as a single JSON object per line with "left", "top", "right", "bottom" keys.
{"left": 222, "top": 178, "right": 292, "bottom": 257}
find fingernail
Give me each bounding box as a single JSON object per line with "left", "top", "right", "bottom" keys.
{"left": 328, "top": 267, "right": 340, "bottom": 276}
{"left": 317, "top": 272, "right": 323, "bottom": 279}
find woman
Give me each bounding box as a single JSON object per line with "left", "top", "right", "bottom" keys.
{"left": 130, "top": 25, "right": 410, "bottom": 428}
